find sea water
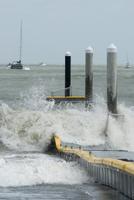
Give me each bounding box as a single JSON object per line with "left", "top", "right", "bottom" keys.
{"left": 0, "top": 64, "right": 132, "bottom": 199}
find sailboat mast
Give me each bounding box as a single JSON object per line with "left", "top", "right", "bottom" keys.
{"left": 19, "top": 20, "right": 22, "bottom": 62}
{"left": 126, "top": 53, "right": 130, "bottom": 68}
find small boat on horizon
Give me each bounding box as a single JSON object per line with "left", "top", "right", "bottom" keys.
{"left": 39, "top": 62, "right": 47, "bottom": 66}
{"left": 125, "top": 62, "right": 131, "bottom": 69}
{"left": 8, "top": 21, "right": 24, "bottom": 69}
{"left": 125, "top": 54, "right": 131, "bottom": 69}
{"left": 8, "top": 60, "right": 23, "bottom": 69}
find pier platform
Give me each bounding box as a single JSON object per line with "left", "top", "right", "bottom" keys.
{"left": 46, "top": 96, "right": 88, "bottom": 103}
{"left": 49, "top": 135, "right": 134, "bottom": 199}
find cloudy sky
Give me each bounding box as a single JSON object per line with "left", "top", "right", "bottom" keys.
{"left": 0, "top": 0, "right": 133, "bottom": 64}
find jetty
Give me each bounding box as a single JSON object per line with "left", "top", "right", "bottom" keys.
{"left": 47, "top": 44, "right": 134, "bottom": 199}
{"left": 48, "top": 135, "right": 134, "bottom": 199}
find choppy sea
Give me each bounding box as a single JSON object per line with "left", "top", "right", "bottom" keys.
{"left": 0, "top": 64, "right": 133, "bottom": 199}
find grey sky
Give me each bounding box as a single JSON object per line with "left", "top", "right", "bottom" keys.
{"left": 0, "top": 0, "right": 133, "bottom": 64}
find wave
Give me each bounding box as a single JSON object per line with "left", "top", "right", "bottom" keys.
{"left": 0, "top": 98, "right": 134, "bottom": 152}
{"left": 0, "top": 84, "right": 133, "bottom": 152}
{"left": 0, "top": 153, "right": 89, "bottom": 187}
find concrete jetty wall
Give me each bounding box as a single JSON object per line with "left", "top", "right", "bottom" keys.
{"left": 49, "top": 135, "right": 134, "bottom": 199}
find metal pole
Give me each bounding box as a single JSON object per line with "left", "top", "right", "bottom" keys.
{"left": 85, "top": 47, "right": 93, "bottom": 102}
{"left": 107, "top": 44, "right": 117, "bottom": 114}
{"left": 19, "top": 20, "right": 23, "bottom": 62}
{"left": 65, "top": 51, "right": 71, "bottom": 96}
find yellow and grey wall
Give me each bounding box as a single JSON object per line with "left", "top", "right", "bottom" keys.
{"left": 51, "top": 135, "right": 134, "bottom": 199}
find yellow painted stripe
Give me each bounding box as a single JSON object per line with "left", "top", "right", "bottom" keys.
{"left": 54, "top": 135, "right": 134, "bottom": 175}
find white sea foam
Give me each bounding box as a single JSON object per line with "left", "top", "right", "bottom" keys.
{"left": 0, "top": 91, "right": 134, "bottom": 152}
{"left": 0, "top": 105, "right": 131, "bottom": 151}
{"left": 0, "top": 91, "right": 134, "bottom": 187}
{"left": 107, "top": 104, "right": 134, "bottom": 151}
{"left": 0, "top": 153, "right": 89, "bottom": 187}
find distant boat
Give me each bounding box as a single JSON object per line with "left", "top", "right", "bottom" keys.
{"left": 125, "top": 62, "right": 131, "bottom": 69}
{"left": 125, "top": 54, "right": 131, "bottom": 69}
{"left": 23, "top": 66, "right": 30, "bottom": 70}
{"left": 39, "top": 62, "right": 47, "bottom": 66}
{"left": 8, "top": 60, "right": 23, "bottom": 69}
{"left": 8, "top": 21, "right": 23, "bottom": 69}
{"left": 42, "top": 63, "right": 47, "bottom": 66}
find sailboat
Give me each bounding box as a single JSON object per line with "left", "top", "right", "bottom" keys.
{"left": 125, "top": 54, "right": 131, "bottom": 69}
{"left": 8, "top": 21, "right": 23, "bottom": 69}
{"left": 125, "top": 62, "right": 131, "bottom": 69}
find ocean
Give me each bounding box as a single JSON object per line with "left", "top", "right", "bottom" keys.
{"left": 0, "top": 64, "right": 133, "bottom": 199}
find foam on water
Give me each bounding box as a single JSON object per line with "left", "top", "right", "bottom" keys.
{"left": 0, "top": 96, "right": 134, "bottom": 152}
{"left": 0, "top": 77, "right": 133, "bottom": 188}
{"left": 107, "top": 104, "right": 134, "bottom": 151}
{"left": 0, "top": 85, "right": 133, "bottom": 152}
{"left": 0, "top": 153, "right": 89, "bottom": 186}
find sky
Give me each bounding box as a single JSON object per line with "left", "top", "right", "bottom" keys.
{"left": 0, "top": 0, "right": 133, "bottom": 65}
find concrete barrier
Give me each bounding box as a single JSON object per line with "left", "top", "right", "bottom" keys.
{"left": 49, "top": 135, "right": 134, "bottom": 199}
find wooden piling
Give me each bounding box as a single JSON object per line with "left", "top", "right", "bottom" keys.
{"left": 107, "top": 44, "right": 117, "bottom": 114}
{"left": 85, "top": 47, "right": 93, "bottom": 104}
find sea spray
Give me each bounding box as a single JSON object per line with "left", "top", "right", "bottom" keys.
{"left": 0, "top": 93, "right": 134, "bottom": 152}
{"left": 107, "top": 104, "right": 134, "bottom": 151}
{"left": 18, "top": 85, "right": 55, "bottom": 112}
{"left": 0, "top": 153, "right": 89, "bottom": 187}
